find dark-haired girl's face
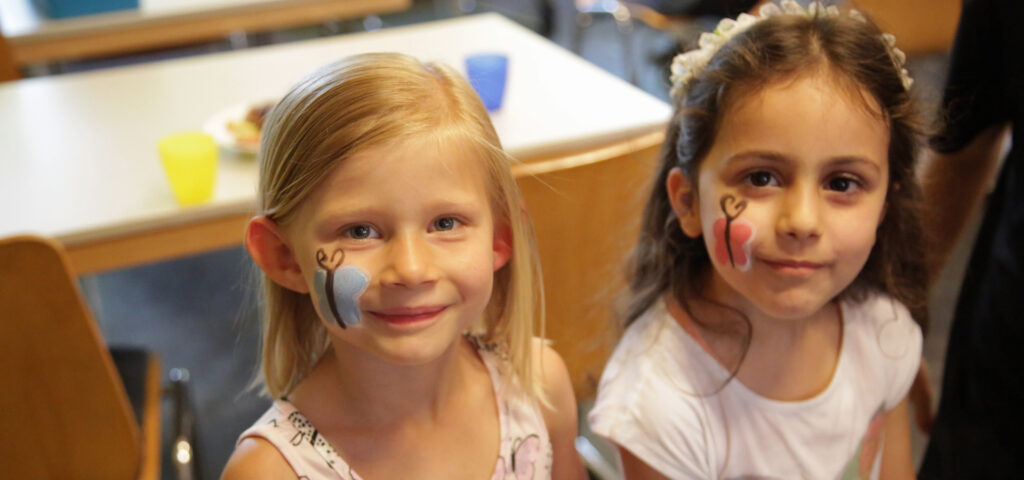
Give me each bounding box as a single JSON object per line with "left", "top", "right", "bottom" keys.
{"left": 668, "top": 72, "right": 890, "bottom": 323}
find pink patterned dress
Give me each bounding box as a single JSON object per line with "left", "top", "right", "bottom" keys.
{"left": 238, "top": 340, "right": 553, "bottom": 479}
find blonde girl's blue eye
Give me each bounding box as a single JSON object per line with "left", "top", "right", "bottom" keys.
{"left": 345, "top": 224, "right": 380, "bottom": 240}
{"left": 431, "top": 216, "right": 461, "bottom": 232}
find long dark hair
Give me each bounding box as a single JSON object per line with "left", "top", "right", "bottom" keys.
{"left": 626, "top": 11, "right": 929, "bottom": 349}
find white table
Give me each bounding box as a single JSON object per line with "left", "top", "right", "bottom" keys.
{"left": 0, "top": 13, "right": 671, "bottom": 273}
{"left": 0, "top": 0, "right": 411, "bottom": 65}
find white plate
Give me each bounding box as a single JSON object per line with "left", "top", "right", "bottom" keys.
{"left": 202, "top": 100, "right": 275, "bottom": 156}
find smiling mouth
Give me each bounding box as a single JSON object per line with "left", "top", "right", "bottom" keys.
{"left": 368, "top": 305, "right": 448, "bottom": 325}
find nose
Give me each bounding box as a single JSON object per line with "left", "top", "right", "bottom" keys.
{"left": 776, "top": 183, "right": 822, "bottom": 241}
{"left": 379, "top": 232, "right": 438, "bottom": 287}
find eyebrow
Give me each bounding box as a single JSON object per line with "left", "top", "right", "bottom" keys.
{"left": 725, "top": 150, "right": 882, "bottom": 175}
{"left": 725, "top": 151, "right": 790, "bottom": 165}
{"left": 313, "top": 198, "right": 484, "bottom": 228}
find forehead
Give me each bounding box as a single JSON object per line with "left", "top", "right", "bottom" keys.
{"left": 707, "top": 72, "right": 889, "bottom": 169}
{"left": 307, "top": 133, "right": 492, "bottom": 209}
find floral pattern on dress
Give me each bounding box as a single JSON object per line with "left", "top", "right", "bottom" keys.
{"left": 492, "top": 434, "right": 543, "bottom": 480}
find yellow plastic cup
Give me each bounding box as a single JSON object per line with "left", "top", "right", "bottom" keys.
{"left": 158, "top": 132, "right": 218, "bottom": 206}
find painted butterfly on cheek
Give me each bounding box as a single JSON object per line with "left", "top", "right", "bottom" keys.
{"left": 314, "top": 247, "right": 369, "bottom": 328}
{"left": 491, "top": 434, "right": 542, "bottom": 480}
{"left": 712, "top": 194, "right": 756, "bottom": 271}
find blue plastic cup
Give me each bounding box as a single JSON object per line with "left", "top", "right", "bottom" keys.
{"left": 465, "top": 53, "right": 509, "bottom": 112}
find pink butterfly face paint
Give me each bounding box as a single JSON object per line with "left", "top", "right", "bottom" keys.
{"left": 712, "top": 194, "right": 756, "bottom": 272}
{"left": 313, "top": 247, "right": 369, "bottom": 328}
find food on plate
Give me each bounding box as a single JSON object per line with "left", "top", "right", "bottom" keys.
{"left": 226, "top": 102, "right": 274, "bottom": 150}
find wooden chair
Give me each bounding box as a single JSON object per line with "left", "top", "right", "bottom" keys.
{"left": 849, "top": 0, "right": 960, "bottom": 55}
{"left": 514, "top": 130, "right": 664, "bottom": 403}
{"left": 0, "top": 33, "right": 20, "bottom": 82}
{"left": 0, "top": 235, "right": 197, "bottom": 479}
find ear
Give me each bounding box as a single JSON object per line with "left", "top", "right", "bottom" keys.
{"left": 493, "top": 221, "right": 513, "bottom": 271}
{"left": 666, "top": 167, "right": 702, "bottom": 238}
{"left": 244, "top": 216, "right": 310, "bottom": 293}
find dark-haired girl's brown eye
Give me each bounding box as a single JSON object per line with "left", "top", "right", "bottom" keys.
{"left": 746, "top": 171, "right": 778, "bottom": 187}
{"left": 826, "top": 176, "right": 860, "bottom": 193}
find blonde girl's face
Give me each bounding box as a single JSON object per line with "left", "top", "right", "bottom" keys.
{"left": 285, "top": 134, "right": 507, "bottom": 366}
{"left": 674, "top": 72, "right": 890, "bottom": 321}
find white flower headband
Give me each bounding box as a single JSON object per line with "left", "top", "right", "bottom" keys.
{"left": 669, "top": 0, "right": 914, "bottom": 100}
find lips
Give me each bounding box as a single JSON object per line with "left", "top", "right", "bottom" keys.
{"left": 762, "top": 258, "right": 826, "bottom": 275}
{"left": 368, "top": 305, "right": 448, "bottom": 325}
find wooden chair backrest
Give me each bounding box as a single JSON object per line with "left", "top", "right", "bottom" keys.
{"left": 514, "top": 131, "right": 663, "bottom": 402}
{"left": 0, "top": 33, "right": 20, "bottom": 82}
{"left": 850, "top": 0, "right": 961, "bottom": 55}
{"left": 0, "top": 236, "right": 141, "bottom": 478}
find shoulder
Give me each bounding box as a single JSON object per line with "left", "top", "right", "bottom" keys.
{"left": 532, "top": 338, "right": 570, "bottom": 389}
{"left": 531, "top": 341, "right": 589, "bottom": 479}
{"left": 221, "top": 437, "right": 297, "bottom": 480}
{"left": 842, "top": 292, "right": 923, "bottom": 408}
{"left": 531, "top": 339, "right": 576, "bottom": 432}
{"left": 592, "top": 304, "right": 704, "bottom": 415}
{"left": 844, "top": 291, "right": 922, "bottom": 352}
{"left": 599, "top": 304, "right": 672, "bottom": 382}
{"left": 587, "top": 310, "right": 717, "bottom": 477}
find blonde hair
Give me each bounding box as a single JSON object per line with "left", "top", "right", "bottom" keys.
{"left": 254, "top": 53, "right": 544, "bottom": 400}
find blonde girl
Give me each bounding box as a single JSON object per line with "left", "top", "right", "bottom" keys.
{"left": 589, "top": 2, "right": 928, "bottom": 478}
{"left": 222, "top": 53, "right": 585, "bottom": 480}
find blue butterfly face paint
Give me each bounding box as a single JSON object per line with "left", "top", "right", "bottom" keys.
{"left": 314, "top": 248, "right": 369, "bottom": 328}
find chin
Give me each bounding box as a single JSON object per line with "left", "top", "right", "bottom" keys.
{"left": 367, "top": 332, "right": 461, "bottom": 367}
{"left": 751, "top": 290, "right": 834, "bottom": 321}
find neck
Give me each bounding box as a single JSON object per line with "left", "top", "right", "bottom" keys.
{"left": 680, "top": 271, "right": 843, "bottom": 401}
{"left": 666, "top": 270, "right": 842, "bottom": 365}
{"left": 699, "top": 270, "right": 836, "bottom": 342}
{"left": 294, "top": 335, "right": 476, "bottom": 430}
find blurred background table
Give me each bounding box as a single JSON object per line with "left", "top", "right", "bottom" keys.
{"left": 0, "top": 13, "right": 671, "bottom": 422}
{"left": 0, "top": 0, "right": 412, "bottom": 66}
{"left": 0, "top": 2, "right": 960, "bottom": 476}
{"left": 0, "top": 12, "right": 669, "bottom": 273}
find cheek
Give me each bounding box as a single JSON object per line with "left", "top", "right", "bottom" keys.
{"left": 306, "top": 244, "right": 371, "bottom": 330}
{"left": 832, "top": 221, "right": 878, "bottom": 267}
{"left": 442, "top": 237, "right": 499, "bottom": 322}
{"left": 314, "top": 265, "right": 370, "bottom": 329}
{"left": 830, "top": 201, "right": 885, "bottom": 259}
{"left": 701, "top": 195, "right": 765, "bottom": 273}
{"left": 457, "top": 244, "right": 497, "bottom": 294}
{"left": 710, "top": 217, "right": 757, "bottom": 271}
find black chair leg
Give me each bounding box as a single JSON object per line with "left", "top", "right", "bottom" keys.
{"left": 168, "top": 368, "right": 201, "bottom": 480}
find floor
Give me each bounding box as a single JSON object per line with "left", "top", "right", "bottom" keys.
{"left": 46, "top": 1, "right": 967, "bottom": 478}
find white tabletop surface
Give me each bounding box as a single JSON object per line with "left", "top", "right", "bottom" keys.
{"left": 0, "top": 13, "right": 671, "bottom": 245}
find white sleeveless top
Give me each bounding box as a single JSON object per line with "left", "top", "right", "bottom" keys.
{"left": 238, "top": 340, "right": 553, "bottom": 479}
{"left": 589, "top": 292, "right": 922, "bottom": 479}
